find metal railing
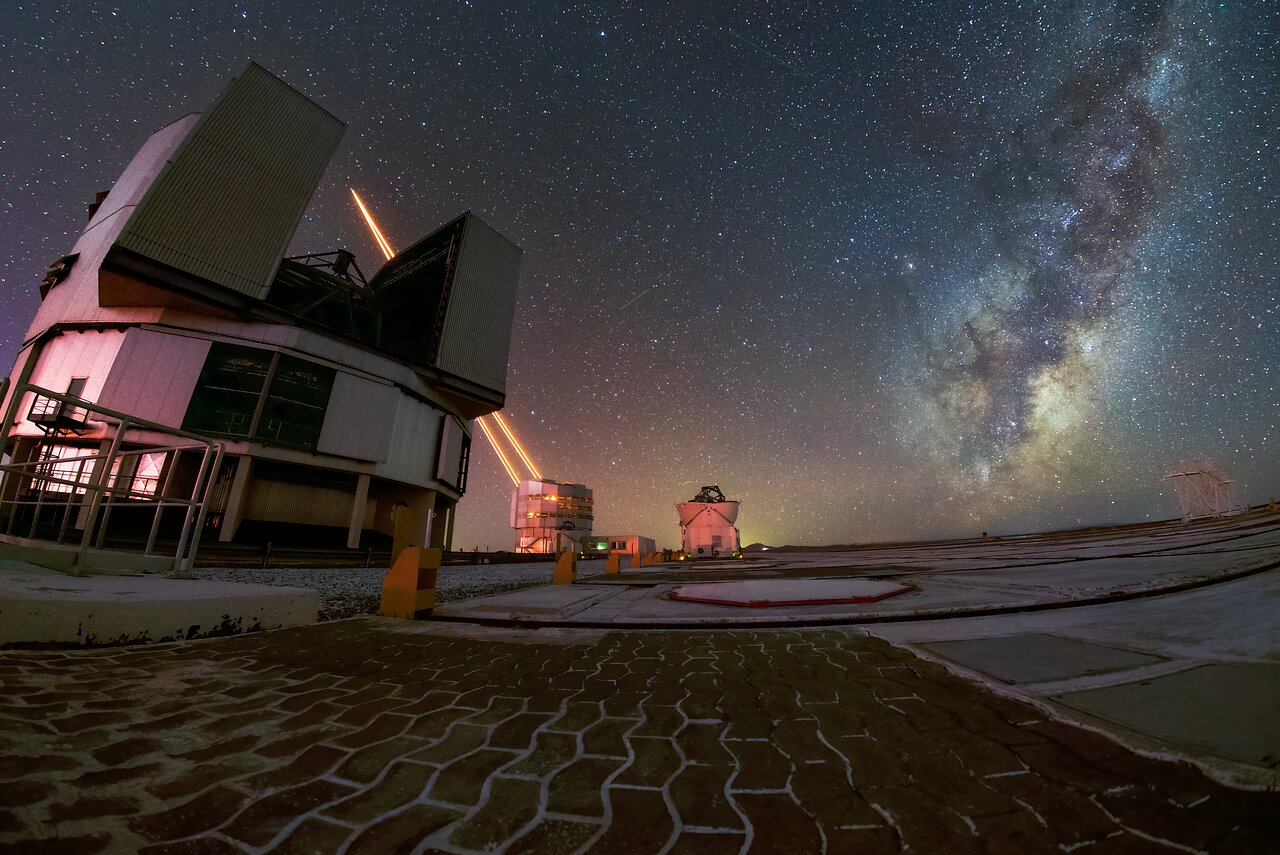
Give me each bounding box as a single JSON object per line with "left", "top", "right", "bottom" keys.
{"left": 0, "top": 383, "right": 224, "bottom": 576}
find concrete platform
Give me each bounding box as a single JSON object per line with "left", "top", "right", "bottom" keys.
{"left": 0, "top": 535, "right": 175, "bottom": 574}
{"left": 434, "top": 515, "right": 1280, "bottom": 628}
{"left": 920, "top": 633, "right": 1166, "bottom": 684}
{"left": 0, "top": 560, "right": 318, "bottom": 646}
{"left": 1053, "top": 662, "right": 1280, "bottom": 768}
{"left": 668, "top": 577, "right": 912, "bottom": 606}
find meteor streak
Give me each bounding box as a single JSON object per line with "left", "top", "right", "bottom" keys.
{"left": 617, "top": 285, "right": 656, "bottom": 311}
{"left": 492, "top": 412, "right": 542, "bottom": 479}
{"left": 350, "top": 188, "right": 396, "bottom": 260}
{"left": 475, "top": 416, "right": 520, "bottom": 485}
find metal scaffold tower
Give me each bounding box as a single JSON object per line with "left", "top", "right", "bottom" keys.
{"left": 1164, "top": 465, "right": 1243, "bottom": 521}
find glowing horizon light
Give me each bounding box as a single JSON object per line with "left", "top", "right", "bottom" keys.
{"left": 475, "top": 416, "right": 520, "bottom": 485}
{"left": 492, "top": 412, "right": 542, "bottom": 479}
{"left": 350, "top": 188, "right": 396, "bottom": 260}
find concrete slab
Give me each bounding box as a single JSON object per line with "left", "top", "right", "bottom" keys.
{"left": 426, "top": 515, "right": 1279, "bottom": 630}
{"left": 1052, "top": 662, "right": 1280, "bottom": 767}
{"left": 920, "top": 633, "right": 1165, "bottom": 684}
{"left": 435, "top": 583, "right": 622, "bottom": 620}
{"left": 0, "top": 562, "right": 318, "bottom": 646}
{"left": 668, "top": 577, "right": 912, "bottom": 607}
{"left": 871, "top": 570, "right": 1280, "bottom": 666}
{"left": 0, "top": 536, "right": 175, "bottom": 574}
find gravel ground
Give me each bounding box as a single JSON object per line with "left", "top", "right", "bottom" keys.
{"left": 190, "top": 559, "right": 610, "bottom": 620}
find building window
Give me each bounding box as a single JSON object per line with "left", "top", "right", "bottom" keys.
{"left": 436, "top": 415, "right": 471, "bottom": 493}
{"left": 38, "top": 445, "right": 94, "bottom": 494}
{"left": 183, "top": 343, "right": 334, "bottom": 450}
{"left": 254, "top": 355, "right": 334, "bottom": 449}
{"left": 111, "top": 451, "right": 167, "bottom": 497}
{"left": 184, "top": 344, "right": 271, "bottom": 438}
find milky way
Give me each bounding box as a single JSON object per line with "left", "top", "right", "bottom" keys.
{"left": 909, "top": 3, "right": 1195, "bottom": 494}
{"left": 0, "top": 1, "right": 1276, "bottom": 546}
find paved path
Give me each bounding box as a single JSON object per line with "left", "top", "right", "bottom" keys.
{"left": 2, "top": 620, "right": 1276, "bottom": 853}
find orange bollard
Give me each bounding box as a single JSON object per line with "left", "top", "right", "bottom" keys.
{"left": 629, "top": 551, "right": 642, "bottom": 569}
{"left": 553, "top": 551, "right": 577, "bottom": 585}
{"left": 606, "top": 553, "right": 621, "bottom": 574}
{"left": 380, "top": 547, "right": 440, "bottom": 620}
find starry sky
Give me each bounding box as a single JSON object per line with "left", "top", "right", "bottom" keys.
{"left": 2, "top": 1, "right": 1277, "bottom": 549}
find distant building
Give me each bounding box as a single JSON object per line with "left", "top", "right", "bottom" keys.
{"left": 510, "top": 479, "right": 593, "bottom": 553}
{"left": 581, "top": 534, "right": 656, "bottom": 556}
{"left": 0, "top": 63, "right": 522, "bottom": 552}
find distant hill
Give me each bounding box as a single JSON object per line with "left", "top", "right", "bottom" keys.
{"left": 741, "top": 542, "right": 774, "bottom": 552}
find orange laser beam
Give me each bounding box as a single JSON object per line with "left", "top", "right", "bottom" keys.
{"left": 350, "top": 189, "right": 396, "bottom": 260}
{"left": 491, "top": 412, "right": 541, "bottom": 480}
{"left": 475, "top": 416, "right": 520, "bottom": 485}
{"left": 346, "top": 191, "right": 540, "bottom": 491}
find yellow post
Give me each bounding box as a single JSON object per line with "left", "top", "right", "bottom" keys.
{"left": 629, "top": 551, "right": 642, "bottom": 569}
{"left": 606, "top": 552, "right": 621, "bottom": 574}
{"left": 553, "top": 551, "right": 577, "bottom": 585}
{"left": 380, "top": 547, "right": 441, "bottom": 620}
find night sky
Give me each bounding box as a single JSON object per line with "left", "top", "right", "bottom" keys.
{"left": 2, "top": 2, "right": 1277, "bottom": 549}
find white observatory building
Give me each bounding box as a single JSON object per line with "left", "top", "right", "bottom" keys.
{"left": 511, "top": 479, "right": 593, "bottom": 553}
{"left": 677, "top": 485, "right": 740, "bottom": 557}
{"left": 0, "top": 63, "right": 522, "bottom": 555}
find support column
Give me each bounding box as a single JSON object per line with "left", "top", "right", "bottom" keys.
{"left": 392, "top": 489, "right": 435, "bottom": 563}
{"left": 429, "top": 496, "right": 450, "bottom": 549}
{"left": 347, "top": 473, "right": 371, "bottom": 549}
{"left": 218, "top": 456, "right": 253, "bottom": 543}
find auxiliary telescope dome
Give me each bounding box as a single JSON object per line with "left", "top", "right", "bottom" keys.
{"left": 676, "top": 485, "right": 741, "bottom": 558}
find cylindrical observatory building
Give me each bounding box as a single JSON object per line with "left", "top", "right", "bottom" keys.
{"left": 677, "top": 485, "right": 741, "bottom": 557}
{"left": 0, "top": 63, "right": 522, "bottom": 551}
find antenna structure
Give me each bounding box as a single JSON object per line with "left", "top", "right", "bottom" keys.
{"left": 1164, "top": 464, "right": 1242, "bottom": 521}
